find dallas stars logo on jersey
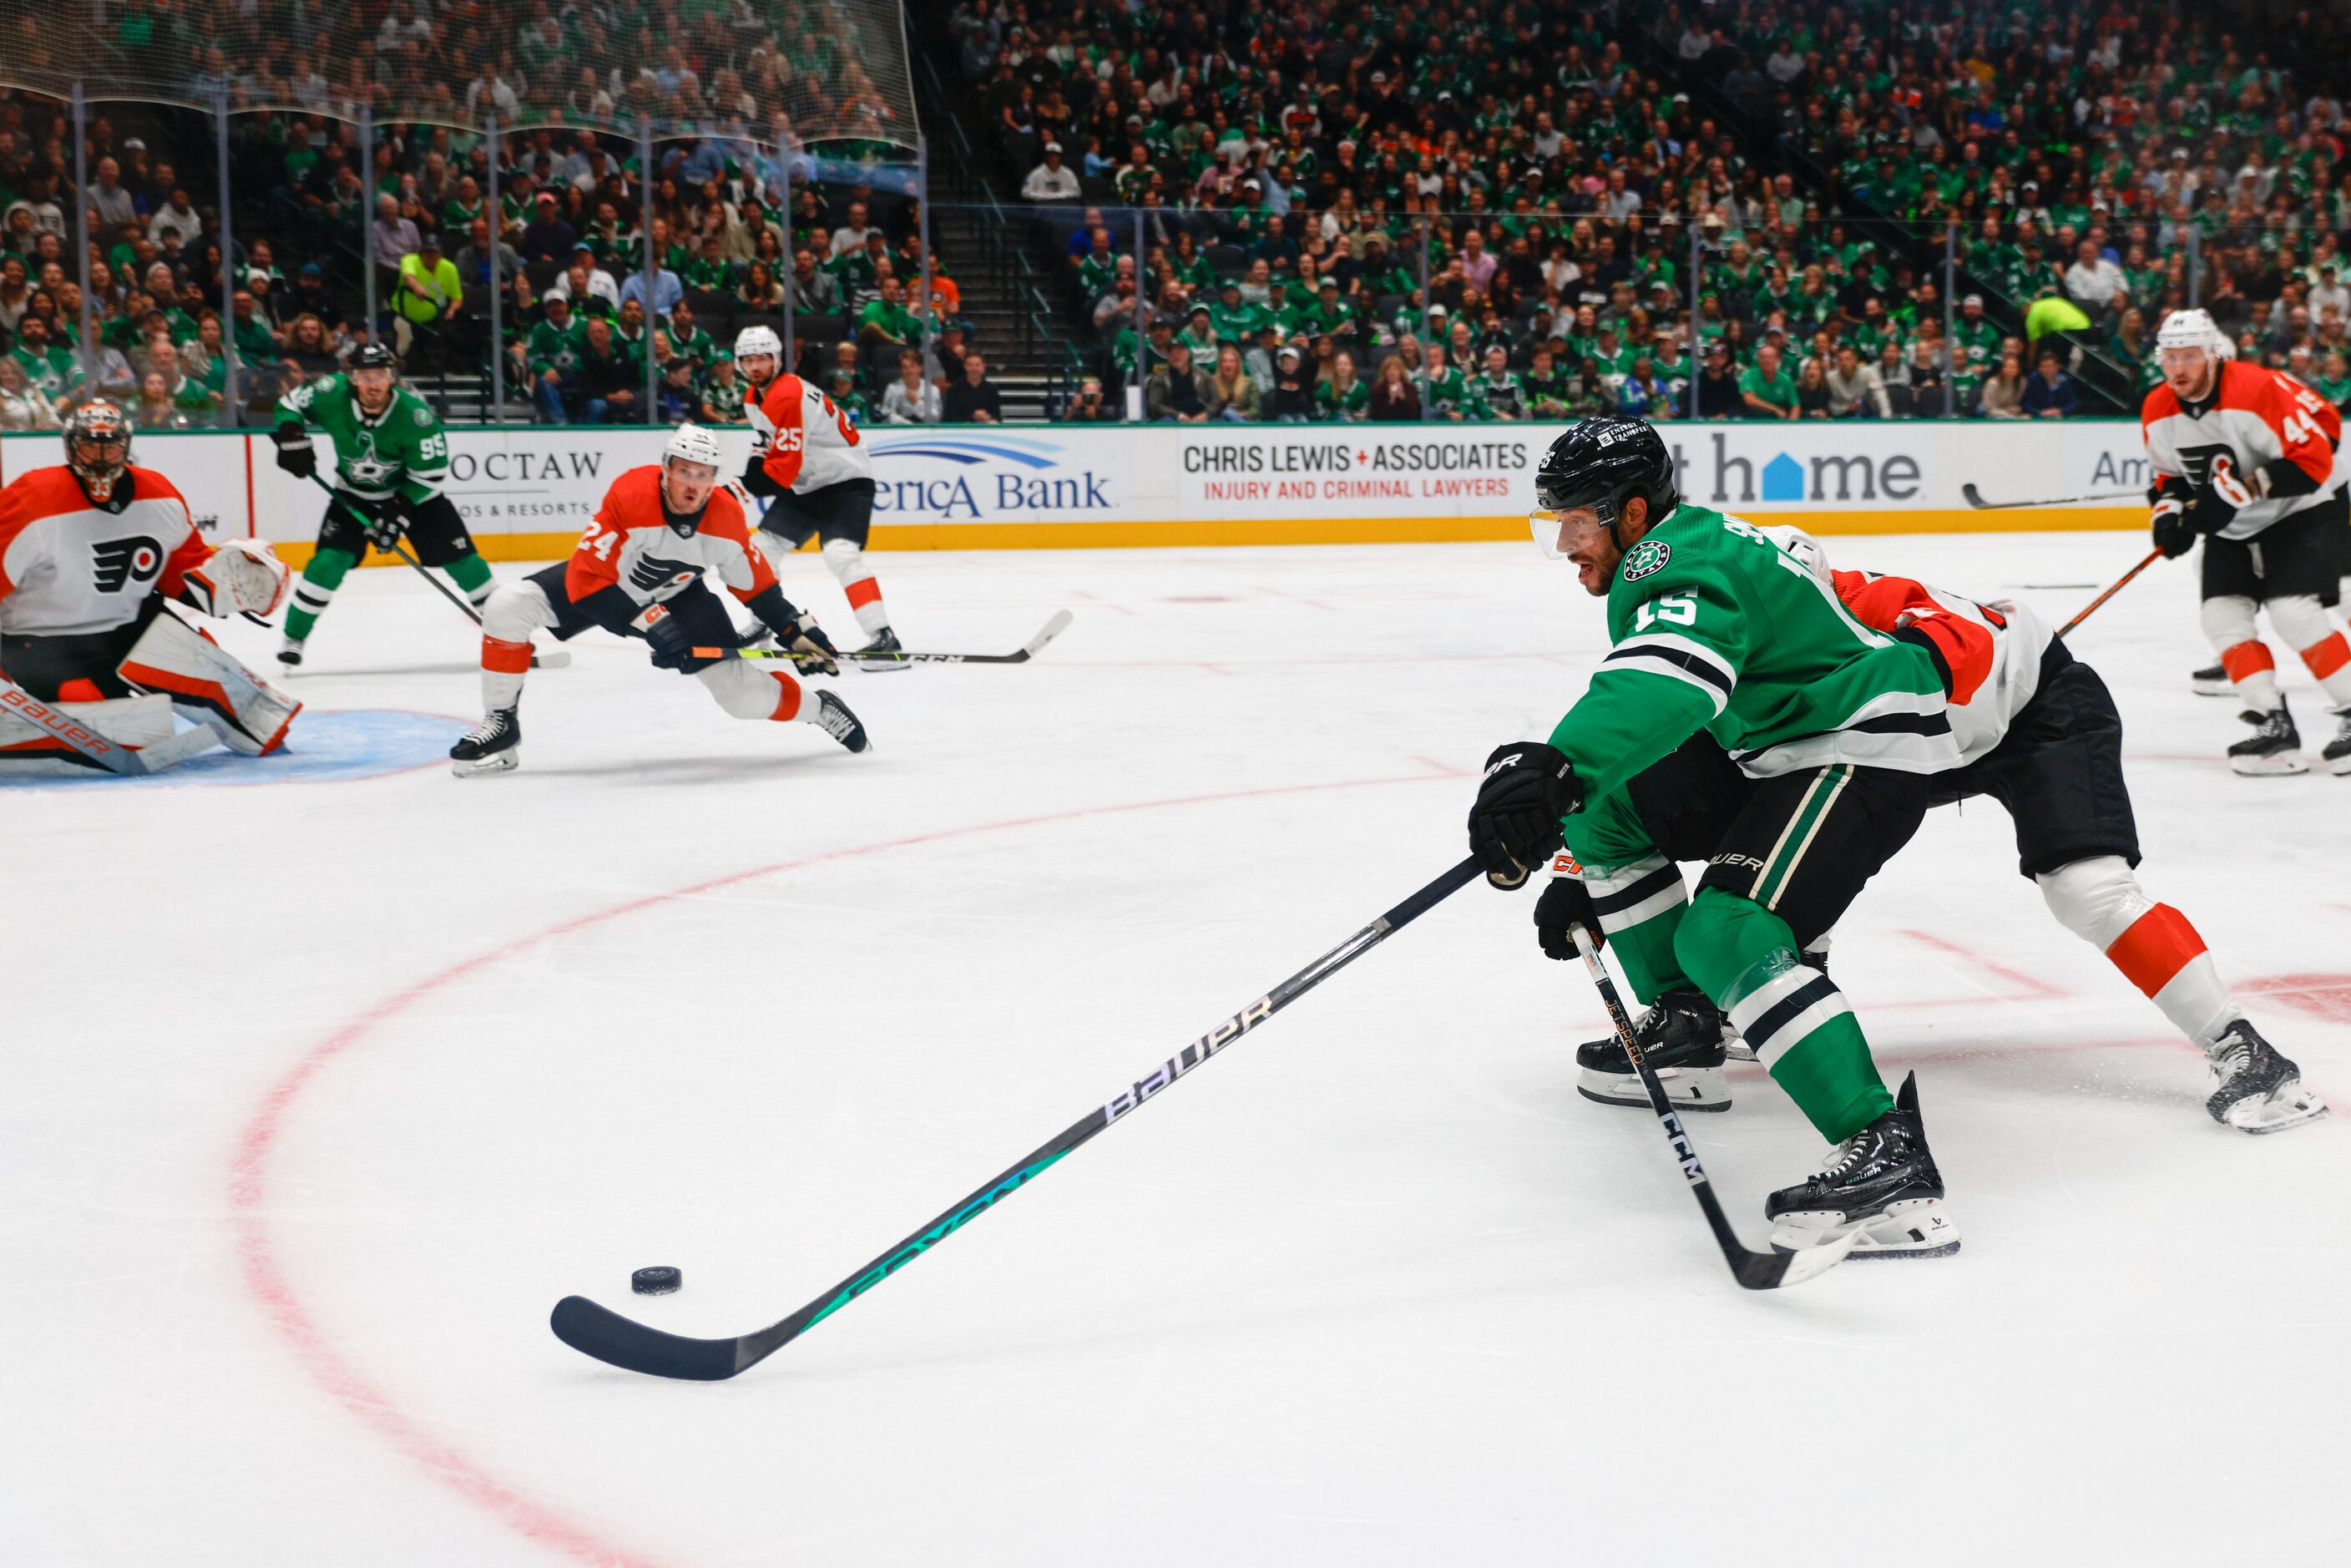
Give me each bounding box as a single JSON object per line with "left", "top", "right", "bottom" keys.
{"left": 276, "top": 374, "right": 452, "bottom": 504}
{"left": 1620, "top": 539, "right": 1671, "bottom": 581}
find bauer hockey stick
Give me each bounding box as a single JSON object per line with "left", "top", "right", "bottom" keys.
{"left": 1961, "top": 483, "right": 2146, "bottom": 510}
{"left": 0, "top": 675, "right": 218, "bottom": 776}
{"left": 2055, "top": 548, "right": 2164, "bottom": 638}
{"left": 692, "top": 609, "right": 1074, "bottom": 669}
{"left": 550, "top": 854, "right": 1482, "bottom": 1380}
{"left": 1571, "top": 927, "right": 1857, "bottom": 1289}
{"left": 306, "top": 474, "right": 570, "bottom": 667}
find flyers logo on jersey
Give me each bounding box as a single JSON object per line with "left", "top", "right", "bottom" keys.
{"left": 91, "top": 535, "right": 164, "bottom": 593}
{"left": 629, "top": 555, "right": 700, "bottom": 594}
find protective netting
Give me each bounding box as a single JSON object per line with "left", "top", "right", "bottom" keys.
{"left": 0, "top": 0, "right": 917, "bottom": 150}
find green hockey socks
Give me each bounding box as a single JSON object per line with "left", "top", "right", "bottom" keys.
{"left": 284, "top": 545, "right": 358, "bottom": 642}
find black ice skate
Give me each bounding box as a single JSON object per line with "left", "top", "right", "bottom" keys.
{"left": 2227, "top": 700, "right": 2307, "bottom": 776}
{"left": 2323, "top": 709, "right": 2351, "bottom": 776}
{"left": 854, "top": 627, "right": 909, "bottom": 671}
{"left": 2205, "top": 1020, "right": 2328, "bottom": 1133}
{"left": 1575, "top": 987, "right": 1735, "bottom": 1110}
{"left": 449, "top": 708, "right": 521, "bottom": 777}
{"left": 809, "top": 690, "right": 870, "bottom": 753}
{"left": 1765, "top": 1073, "right": 1959, "bottom": 1257}
{"left": 276, "top": 635, "right": 304, "bottom": 668}
{"left": 2191, "top": 662, "right": 2232, "bottom": 697}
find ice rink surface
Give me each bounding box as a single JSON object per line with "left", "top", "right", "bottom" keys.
{"left": 7, "top": 531, "right": 2348, "bottom": 1566}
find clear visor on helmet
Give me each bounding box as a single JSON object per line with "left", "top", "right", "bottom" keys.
{"left": 1528, "top": 499, "right": 1611, "bottom": 560}
{"left": 1529, "top": 508, "right": 1574, "bottom": 559}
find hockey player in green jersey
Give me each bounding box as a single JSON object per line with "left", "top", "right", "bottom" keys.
{"left": 268, "top": 344, "right": 492, "bottom": 665}
{"left": 1467, "top": 417, "right": 1963, "bottom": 1257}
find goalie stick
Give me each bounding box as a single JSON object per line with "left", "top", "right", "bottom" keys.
{"left": 305, "top": 474, "right": 569, "bottom": 668}
{"left": 1571, "top": 927, "right": 1855, "bottom": 1289}
{"left": 690, "top": 608, "right": 1074, "bottom": 668}
{"left": 549, "top": 854, "right": 1480, "bottom": 1380}
{"left": 0, "top": 675, "right": 219, "bottom": 775}
{"left": 1961, "top": 482, "right": 2145, "bottom": 510}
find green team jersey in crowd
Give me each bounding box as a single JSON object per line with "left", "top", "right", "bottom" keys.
{"left": 276, "top": 374, "right": 450, "bottom": 505}
{"left": 528, "top": 315, "right": 587, "bottom": 379}
{"left": 1315, "top": 377, "right": 1368, "bottom": 420}
{"left": 1550, "top": 506, "right": 1957, "bottom": 804}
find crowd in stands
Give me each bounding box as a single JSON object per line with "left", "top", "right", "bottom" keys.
{"left": 1654, "top": 0, "right": 2351, "bottom": 412}
{"left": 939, "top": 0, "right": 2351, "bottom": 424}
{"left": 11, "top": 0, "right": 2351, "bottom": 429}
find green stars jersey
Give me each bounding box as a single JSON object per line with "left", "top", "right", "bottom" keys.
{"left": 276, "top": 374, "right": 451, "bottom": 505}
{"left": 1548, "top": 507, "right": 1958, "bottom": 801}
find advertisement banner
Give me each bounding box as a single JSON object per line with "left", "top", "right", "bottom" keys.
{"left": 0, "top": 418, "right": 2147, "bottom": 564}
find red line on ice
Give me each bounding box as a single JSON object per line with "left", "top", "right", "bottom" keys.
{"left": 227, "top": 768, "right": 1456, "bottom": 1566}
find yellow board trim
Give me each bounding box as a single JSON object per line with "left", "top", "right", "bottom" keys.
{"left": 282, "top": 506, "right": 2142, "bottom": 569}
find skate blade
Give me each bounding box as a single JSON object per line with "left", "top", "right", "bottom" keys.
{"left": 1772, "top": 1198, "right": 1960, "bottom": 1259}
{"left": 1576, "top": 1066, "right": 1730, "bottom": 1111}
{"left": 2328, "top": 753, "right": 2351, "bottom": 776}
{"left": 2219, "top": 1087, "right": 2329, "bottom": 1135}
{"left": 2192, "top": 679, "right": 2235, "bottom": 697}
{"left": 856, "top": 657, "right": 912, "bottom": 673}
{"left": 452, "top": 750, "right": 520, "bottom": 778}
{"left": 2229, "top": 752, "right": 2309, "bottom": 776}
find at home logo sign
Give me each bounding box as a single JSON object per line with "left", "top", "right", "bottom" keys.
{"left": 1666, "top": 432, "right": 1924, "bottom": 507}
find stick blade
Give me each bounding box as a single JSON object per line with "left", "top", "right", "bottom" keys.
{"left": 549, "top": 1295, "right": 748, "bottom": 1381}
{"left": 531, "top": 649, "right": 573, "bottom": 670}
{"left": 1734, "top": 1228, "right": 1861, "bottom": 1289}
{"left": 1022, "top": 609, "right": 1074, "bottom": 656}
{"left": 1961, "top": 483, "right": 1990, "bottom": 509}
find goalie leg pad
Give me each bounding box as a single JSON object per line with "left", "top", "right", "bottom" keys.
{"left": 0, "top": 692, "right": 185, "bottom": 776}
{"left": 119, "top": 609, "right": 301, "bottom": 755}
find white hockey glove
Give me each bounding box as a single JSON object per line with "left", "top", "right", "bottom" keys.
{"left": 183, "top": 538, "right": 292, "bottom": 621}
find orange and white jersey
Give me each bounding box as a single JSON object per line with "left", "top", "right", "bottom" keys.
{"left": 746, "top": 372, "right": 873, "bottom": 493}
{"left": 2141, "top": 359, "right": 2347, "bottom": 539}
{"left": 565, "top": 463, "right": 776, "bottom": 610}
{"left": 1832, "top": 568, "right": 2053, "bottom": 766}
{"left": 0, "top": 464, "right": 208, "bottom": 637}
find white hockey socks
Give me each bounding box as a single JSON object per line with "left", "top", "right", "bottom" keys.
{"left": 2202, "top": 596, "right": 2280, "bottom": 711}
{"left": 821, "top": 536, "right": 890, "bottom": 636}
{"left": 2265, "top": 594, "right": 2351, "bottom": 710}
{"left": 478, "top": 581, "right": 555, "bottom": 714}
{"left": 695, "top": 656, "right": 804, "bottom": 721}
{"left": 2039, "top": 857, "right": 2240, "bottom": 1050}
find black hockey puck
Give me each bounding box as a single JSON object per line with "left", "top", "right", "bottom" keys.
{"left": 630, "top": 1266, "right": 682, "bottom": 1296}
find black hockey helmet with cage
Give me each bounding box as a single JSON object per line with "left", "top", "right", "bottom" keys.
{"left": 63, "top": 398, "right": 133, "bottom": 503}
{"left": 1534, "top": 417, "right": 1679, "bottom": 546}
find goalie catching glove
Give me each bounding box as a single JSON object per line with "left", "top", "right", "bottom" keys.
{"left": 179, "top": 538, "right": 291, "bottom": 620}
{"left": 1467, "top": 741, "right": 1584, "bottom": 888}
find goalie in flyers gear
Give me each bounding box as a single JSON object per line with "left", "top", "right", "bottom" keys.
{"left": 731, "top": 326, "right": 899, "bottom": 666}
{"left": 0, "top": 401, "right": 299, "bottom": 771}
{"left": 450, "top": 423, "right": 869, "bottom": 776}
{"left": 1555, "top": 529, "right": 2324, "bottom": 1139}
{"left": 2142, "top": 307, "right": 2351, "bottom": 774}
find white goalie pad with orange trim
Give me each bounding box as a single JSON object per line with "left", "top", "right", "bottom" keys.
{"left": 119, "top": 609, "right": 301, "bottom": 755}
{"left": 0, "top": 690, "right": 215, "bottom": 776}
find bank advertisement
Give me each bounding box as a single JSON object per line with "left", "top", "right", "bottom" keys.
{"left": 0, "top": 419, "right": 2145, "bottom": 560}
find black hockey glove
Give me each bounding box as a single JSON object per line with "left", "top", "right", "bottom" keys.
{"left": 2150, "top": 492, "right": 2196, "bottom": 559}
{"left": 745, "top": 584, "right": 839, "bottom": 675}
{"left": 271, "top": 422, "right": 316, "bottom": 479}
{"left": 1534, "top": 873, "right": 1603, "bottom": 959}
{"left": 648, "top": 608, "right": 732, "bottom": 672}
{"left": 1468, "top": 741, "right": 1583, "bottom": 889}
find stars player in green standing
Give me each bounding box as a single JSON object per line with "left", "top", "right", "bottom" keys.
{"left": 1466, "top": 417, "right": 1968, "bottom": 1257}
{"left": 268, "top": 343, "right": 493, "bottom": 665}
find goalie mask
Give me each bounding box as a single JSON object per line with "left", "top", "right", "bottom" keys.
{"left": 63, "top": 400, "right": 134, "bottom": 503}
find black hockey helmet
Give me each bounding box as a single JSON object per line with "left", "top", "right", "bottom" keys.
{"left": 1532, "top": 416, "right": 1678, "bottom": 551}
{"left": 63, "top": 399, "right": 132, "bottom": 503}
{"left": 351, "top": 342, "right": 397, "bottom": 372}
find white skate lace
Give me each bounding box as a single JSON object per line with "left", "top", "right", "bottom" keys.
{"left": 813, "top": 695, "right": 856, "bottom": 740}
{"left": 1812, "top": 1134, "right": 1868, "bottom": 1183}
{"left": 462, "top": 713, "right": 510, "bottom": 745}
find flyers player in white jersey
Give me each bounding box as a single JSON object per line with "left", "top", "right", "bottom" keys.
{"left": 0, "top": 401, "right": 298, "bottom": 768}
{"left": 1560, "top": 532, "right": 2323, "bottom": 1135}
{"left": 731, "top": 325, "right": 899, "bottom": 665}
{"left": 449, "top": 424, "right": 868, "bottom": 776}
{"left": 2142, "top": 307, "right": 2351, "bottom": 774}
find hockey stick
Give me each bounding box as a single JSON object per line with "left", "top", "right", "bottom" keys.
{"left": 2055, "top": 547, "right": 2164, "bottom": 637}
{"left": 549, "top": 854, "right": 1482, "bottom": 1380}
{"left": 1961, "top": 482, "right": 2145, "bottom": 510}
{"left": 1571, "top": 927, "right": 1855, "bottom": 1289}
{"left": 0, "top": 675, "right": 217, "bottom": 776}
{"left": 306, "top": 474, "right": 569, "bottom": 668}
{"left": 690, "top": 609, "right": 1074, "bottom": 668}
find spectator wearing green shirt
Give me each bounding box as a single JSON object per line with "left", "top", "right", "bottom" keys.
{"left": 1210, "top": 280, "right": 1268, "bottom": 346}
{"left": 523, "top": 291, "right": 585, "bottom": 423}
{"left": 2318, "top": 351, "right": 2351, "bottom": 412}
{"left": 394, "top": 232, "right": 462, "bottom": 370}
{"left": 1315, "top": 350, "right": 1368, "bottom": 422}
{"left": 1740, "top": 342, "right": 1799, "bottom": 419}
{"left": 1176, "top": 304, "right": 1221, "bottom": 363}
